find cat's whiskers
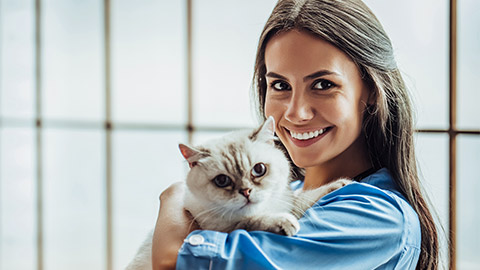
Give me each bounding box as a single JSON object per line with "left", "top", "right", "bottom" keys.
{"left": 268, "top": 194, "right": 312, "bottom": 219}
{"left": 194, "top": 204, "right": 227, "bottom": 221}
{"left": 187, "top": 218, "right": 199, "bottom": 232}
{"left": 271, "top": 196, "right": 297, "bottom": 210}
{"left": 193, "top": 202, "right": 248, "bottom": 229}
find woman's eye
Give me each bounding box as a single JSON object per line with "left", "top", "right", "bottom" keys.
{"left": 213, "top": 174, "right": 232, "bottom": 188}
{"left": 251, "top": 163, "right": 267, "bottom": 178}
{"left": 271, "top": 81, "right": 291, "bottom": 91}
{"left": 313, "top": 79, "right": 335, "bottom": 90}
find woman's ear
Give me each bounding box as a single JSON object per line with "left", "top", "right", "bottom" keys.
{"left": 367, "top": 90, "right": 377, "bottom": 106}
{"left": 362, "top": 87, "right": 378, "bottom": 117}
{"left": 361, "top": 70, "right": 376, "bottom": 106}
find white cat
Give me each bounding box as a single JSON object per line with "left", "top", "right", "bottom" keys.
{"left": 126, "top": 116, "right": 351, "bottom": 269}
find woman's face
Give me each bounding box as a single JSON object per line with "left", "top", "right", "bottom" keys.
{"left": 264, "top": 30, "right": 371, "bottom": 170}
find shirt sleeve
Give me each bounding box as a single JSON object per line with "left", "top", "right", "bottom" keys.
{"left": 176, "top": 182, "right": 421, "bottom": 270}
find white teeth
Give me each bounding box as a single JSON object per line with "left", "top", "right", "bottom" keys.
{"left": 290, "top": 128, "right": 327, "bottom": 140}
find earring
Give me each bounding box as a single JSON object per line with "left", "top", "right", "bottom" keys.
{"left": 362, "top": 100, "right": 376, "bottom": 115}
{"left": 366, "top": 104, "right": 377, "bottom": 115}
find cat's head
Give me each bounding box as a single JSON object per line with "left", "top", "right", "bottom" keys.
{"left": 179, "top": 116, "right": 291, "bottom": 217}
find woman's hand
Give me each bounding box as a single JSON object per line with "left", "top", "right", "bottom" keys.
{"left": 151, "top": 182, "right": 199, "bottom": 270}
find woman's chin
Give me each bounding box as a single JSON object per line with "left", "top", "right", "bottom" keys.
{"left": 290, "top": 155, "right": 320, "bottom": 169}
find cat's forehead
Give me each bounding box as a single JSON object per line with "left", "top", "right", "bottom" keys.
{"left": 202, "top": 131, "right": 249, "bottom": 151}
{"left": 196, "top": 129, "right": 273, "bottom": 170}
{"left": 212, "top": 138, "right": 249, "bottom": 158}
{"left": 200, "top": 136, "right": 254, "bottom": 171}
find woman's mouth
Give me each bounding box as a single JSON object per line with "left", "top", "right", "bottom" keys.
{"left": 286, "top": 127, "right": 332, "bottom": 147}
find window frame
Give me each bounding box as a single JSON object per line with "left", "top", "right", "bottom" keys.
{"left": 0, "top": 0, "right": 478, "bottom": 269}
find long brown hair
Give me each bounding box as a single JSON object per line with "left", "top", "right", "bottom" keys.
{"left": 252, "top": 0, "right": 439, "bottom": 269}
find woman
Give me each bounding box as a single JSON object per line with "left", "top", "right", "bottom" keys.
{"left": 152, "top": 0, "right": 439, "bottom": 269}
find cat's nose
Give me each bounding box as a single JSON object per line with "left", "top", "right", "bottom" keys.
{"left": 239, "top": 188, "right": 251, "bottom": 198}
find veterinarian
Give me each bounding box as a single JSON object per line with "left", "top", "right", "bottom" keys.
{"left": 151, "top": 0, "right": 439, "bottom": 269}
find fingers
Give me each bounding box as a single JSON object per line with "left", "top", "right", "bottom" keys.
{"left": 159, "top": 181, "right": 185, "bottom": 201}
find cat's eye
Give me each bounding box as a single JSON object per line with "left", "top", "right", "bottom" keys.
{"left": 251, "top": 163, "right": 267, "bottom": 178}
{"left": 213, "top": 174, "right": 232, "bottom": 188}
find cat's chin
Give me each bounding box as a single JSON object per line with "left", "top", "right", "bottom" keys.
{"left": 237, "top": 202, "right": 261, "bottom": 215}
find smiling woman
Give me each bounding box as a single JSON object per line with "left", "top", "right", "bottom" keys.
{"left": 2, "top": 0, "right": 478, "bottom": 269}
{"left": 152, "top": 0, "right": 439, "bottom": 269}
{"left": 252, "top": 1, "right": 439, "bottom": 268}
{"left": 264, "top": 30, "right": 372, "bottom": 188}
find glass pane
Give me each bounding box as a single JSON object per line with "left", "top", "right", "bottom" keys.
{"left": 192, "top": 0, "right": 277, "bottom": 128}
{"left": 415, "top": 133, "right": 449, "bottom": 268}
{"left": 42, "top": 0, "right": 104, "bottom": 121}
{"left": 0, "top": 127, "right": 36, "bottom": 270}
{"left": 365, "top": 0, "right": 449, "bottom": 129}
{"left": 0, "top": 0, "right": 35, "bottom": 119}
{"left": 457, "top": 0, "right": 480, "bottom": 130}
{"left": 457, "top": 135, "right": 480, "bottom": 270}
{"left": 113, "top": 130, "right": 186, "bottom": 269}
{"left": 111, "top": 0, "right": 186, "bottom": 124}
{"left": 43, "top": 129, "right": 105, "bottom": 270}
{"left": 192, "top": 130, "right": 232, "bottom": 146}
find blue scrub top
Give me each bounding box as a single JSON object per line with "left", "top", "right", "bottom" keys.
{"left": 176, "top": 168, "right": 421, "bottom": 269}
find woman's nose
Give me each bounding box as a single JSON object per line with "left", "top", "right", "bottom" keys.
{"left": 284, "top": 92, "right": 314, "bottom": 124}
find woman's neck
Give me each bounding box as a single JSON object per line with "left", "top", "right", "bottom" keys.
{"left": 303, "top": 136, "right": 372, "bottom": 190}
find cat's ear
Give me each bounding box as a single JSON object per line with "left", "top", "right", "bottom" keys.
{"left": 250, "top": 116, "right": 275, "bottom": 145}
{"left": 179, "top": 143, "right": 202, "bottom": 168}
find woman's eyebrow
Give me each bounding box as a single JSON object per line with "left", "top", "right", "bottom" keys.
{"left": 265, "top": 70, "right": 340, "bottom": 81}
{"left": 303, "top": 70, "right": 340, "bottom": 81}
{"left": 265, "top": 72, "right": 287, "bottom": 80}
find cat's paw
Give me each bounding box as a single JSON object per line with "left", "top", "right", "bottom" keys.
{"left": 264, "top": 213, "right": 300, "bottom": 236}
{"left": 236, "top": 213, "right": 300, "bottom": 236}
{"left": 324, "top": 178, "right": 352, "bottom": 194}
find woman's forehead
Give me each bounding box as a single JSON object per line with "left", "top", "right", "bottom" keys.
{"left": 264, "top": 30, "right": 358, "bottom": 79}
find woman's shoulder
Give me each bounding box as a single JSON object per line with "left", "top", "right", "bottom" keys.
{"left": 321, "top": 168, "right": 409, "bottom": 206}
{"left": 298, "top": 168, "right": 421, "bottom": 250}
{"left": 291, "top": 168, "right": 412, "bottom": 212}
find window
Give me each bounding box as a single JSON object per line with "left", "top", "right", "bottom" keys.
{"left": 1, "top": 1, "right": 478, "bottom": 269}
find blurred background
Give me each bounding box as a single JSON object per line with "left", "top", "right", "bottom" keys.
{"left": 0, "top": 0, "right": 478, "bottom": 269}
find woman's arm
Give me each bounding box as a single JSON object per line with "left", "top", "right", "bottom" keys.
{"left": 151, "top": 182, "right": 199, "bottom": 270}
{"left": 175, "top": 183, "right": 421, "bottom": 269}
{"left": 151, "top": 181, "right": 420, "bottom": 270}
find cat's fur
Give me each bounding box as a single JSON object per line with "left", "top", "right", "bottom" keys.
{"left": 126, "top": 116, "right": 351, "bottom": 270}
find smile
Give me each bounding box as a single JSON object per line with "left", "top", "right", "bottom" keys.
{"left": 286, "top": 127, "right": 333, "bottom": 147}
{"left": 290, "top": 128, "right": 328, "bottom": 140}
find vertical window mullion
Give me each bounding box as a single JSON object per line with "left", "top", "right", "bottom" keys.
{"left": 449, "top": 0, "right": 457, "bottom": 269}
{"left": 186, "top": 0, "right": 193, "bottom": 143}
{"left": 34, "top": 0, "right": 44, "bottom": 269}
{"left": 104, "top": 0, "right": 113, "bottom": 269}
